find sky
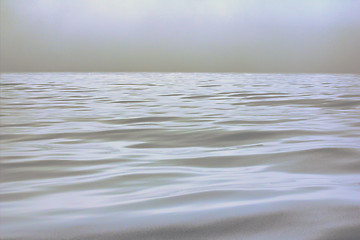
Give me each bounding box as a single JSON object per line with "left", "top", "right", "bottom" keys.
{"left": 1, "top": 0, "right": 360, "bottom": 73}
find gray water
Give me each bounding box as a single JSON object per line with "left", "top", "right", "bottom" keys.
{"left": 1, "top": 73, "right": 360, "bottom": 240}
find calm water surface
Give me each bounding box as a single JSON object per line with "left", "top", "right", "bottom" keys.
{"left": 1, "top": 73, "right": 360, "bottom": 239}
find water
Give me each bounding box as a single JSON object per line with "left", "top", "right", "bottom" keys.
{"left": 1, "top": 73, "right": 360, "bottom": 240}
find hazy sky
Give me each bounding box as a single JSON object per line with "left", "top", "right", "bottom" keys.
{"left": 1, "top": 0, "right": 360, "bottom": 73}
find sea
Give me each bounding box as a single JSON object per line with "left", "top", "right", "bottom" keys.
{"left": 1, "top": 73, "right": 360, "bottom": 239}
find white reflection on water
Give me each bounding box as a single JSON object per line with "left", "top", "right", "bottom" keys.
{"left": 0, "top": 73, "right": 360, "bottom": 239}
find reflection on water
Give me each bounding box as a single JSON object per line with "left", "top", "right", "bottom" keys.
{"left": 0, "top": 73, "right": 360, "bottom": 239}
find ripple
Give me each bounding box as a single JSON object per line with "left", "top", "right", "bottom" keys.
{"left": 1, "top": 73, "right": 360, "bottom": 240}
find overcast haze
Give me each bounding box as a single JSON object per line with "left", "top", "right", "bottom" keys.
{"left": 1, "top": 0, "right": 360, "bottom": 73}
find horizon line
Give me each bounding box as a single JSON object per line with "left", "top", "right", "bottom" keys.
{"left": 1, "top": 71, "right": 359, "bottom": 75}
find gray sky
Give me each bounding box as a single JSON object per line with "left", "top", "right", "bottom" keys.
{"left": 1, "top": 0, "right": 360, "bottom": 73}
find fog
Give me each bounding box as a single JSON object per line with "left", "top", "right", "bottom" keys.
{"left": 1, "top": 0, "right": 360, "bottom": 73}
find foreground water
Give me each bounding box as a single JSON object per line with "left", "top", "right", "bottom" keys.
{"left": 0, "top": 73, "right": 360, "bottom": 240}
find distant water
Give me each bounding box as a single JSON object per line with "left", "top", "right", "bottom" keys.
{"left": 1, "top": 73, "right": 360, "bottom": 240}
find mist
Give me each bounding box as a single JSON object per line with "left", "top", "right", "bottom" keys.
{"left": 1, "top": 0, "right": 360, "bottom": 73}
